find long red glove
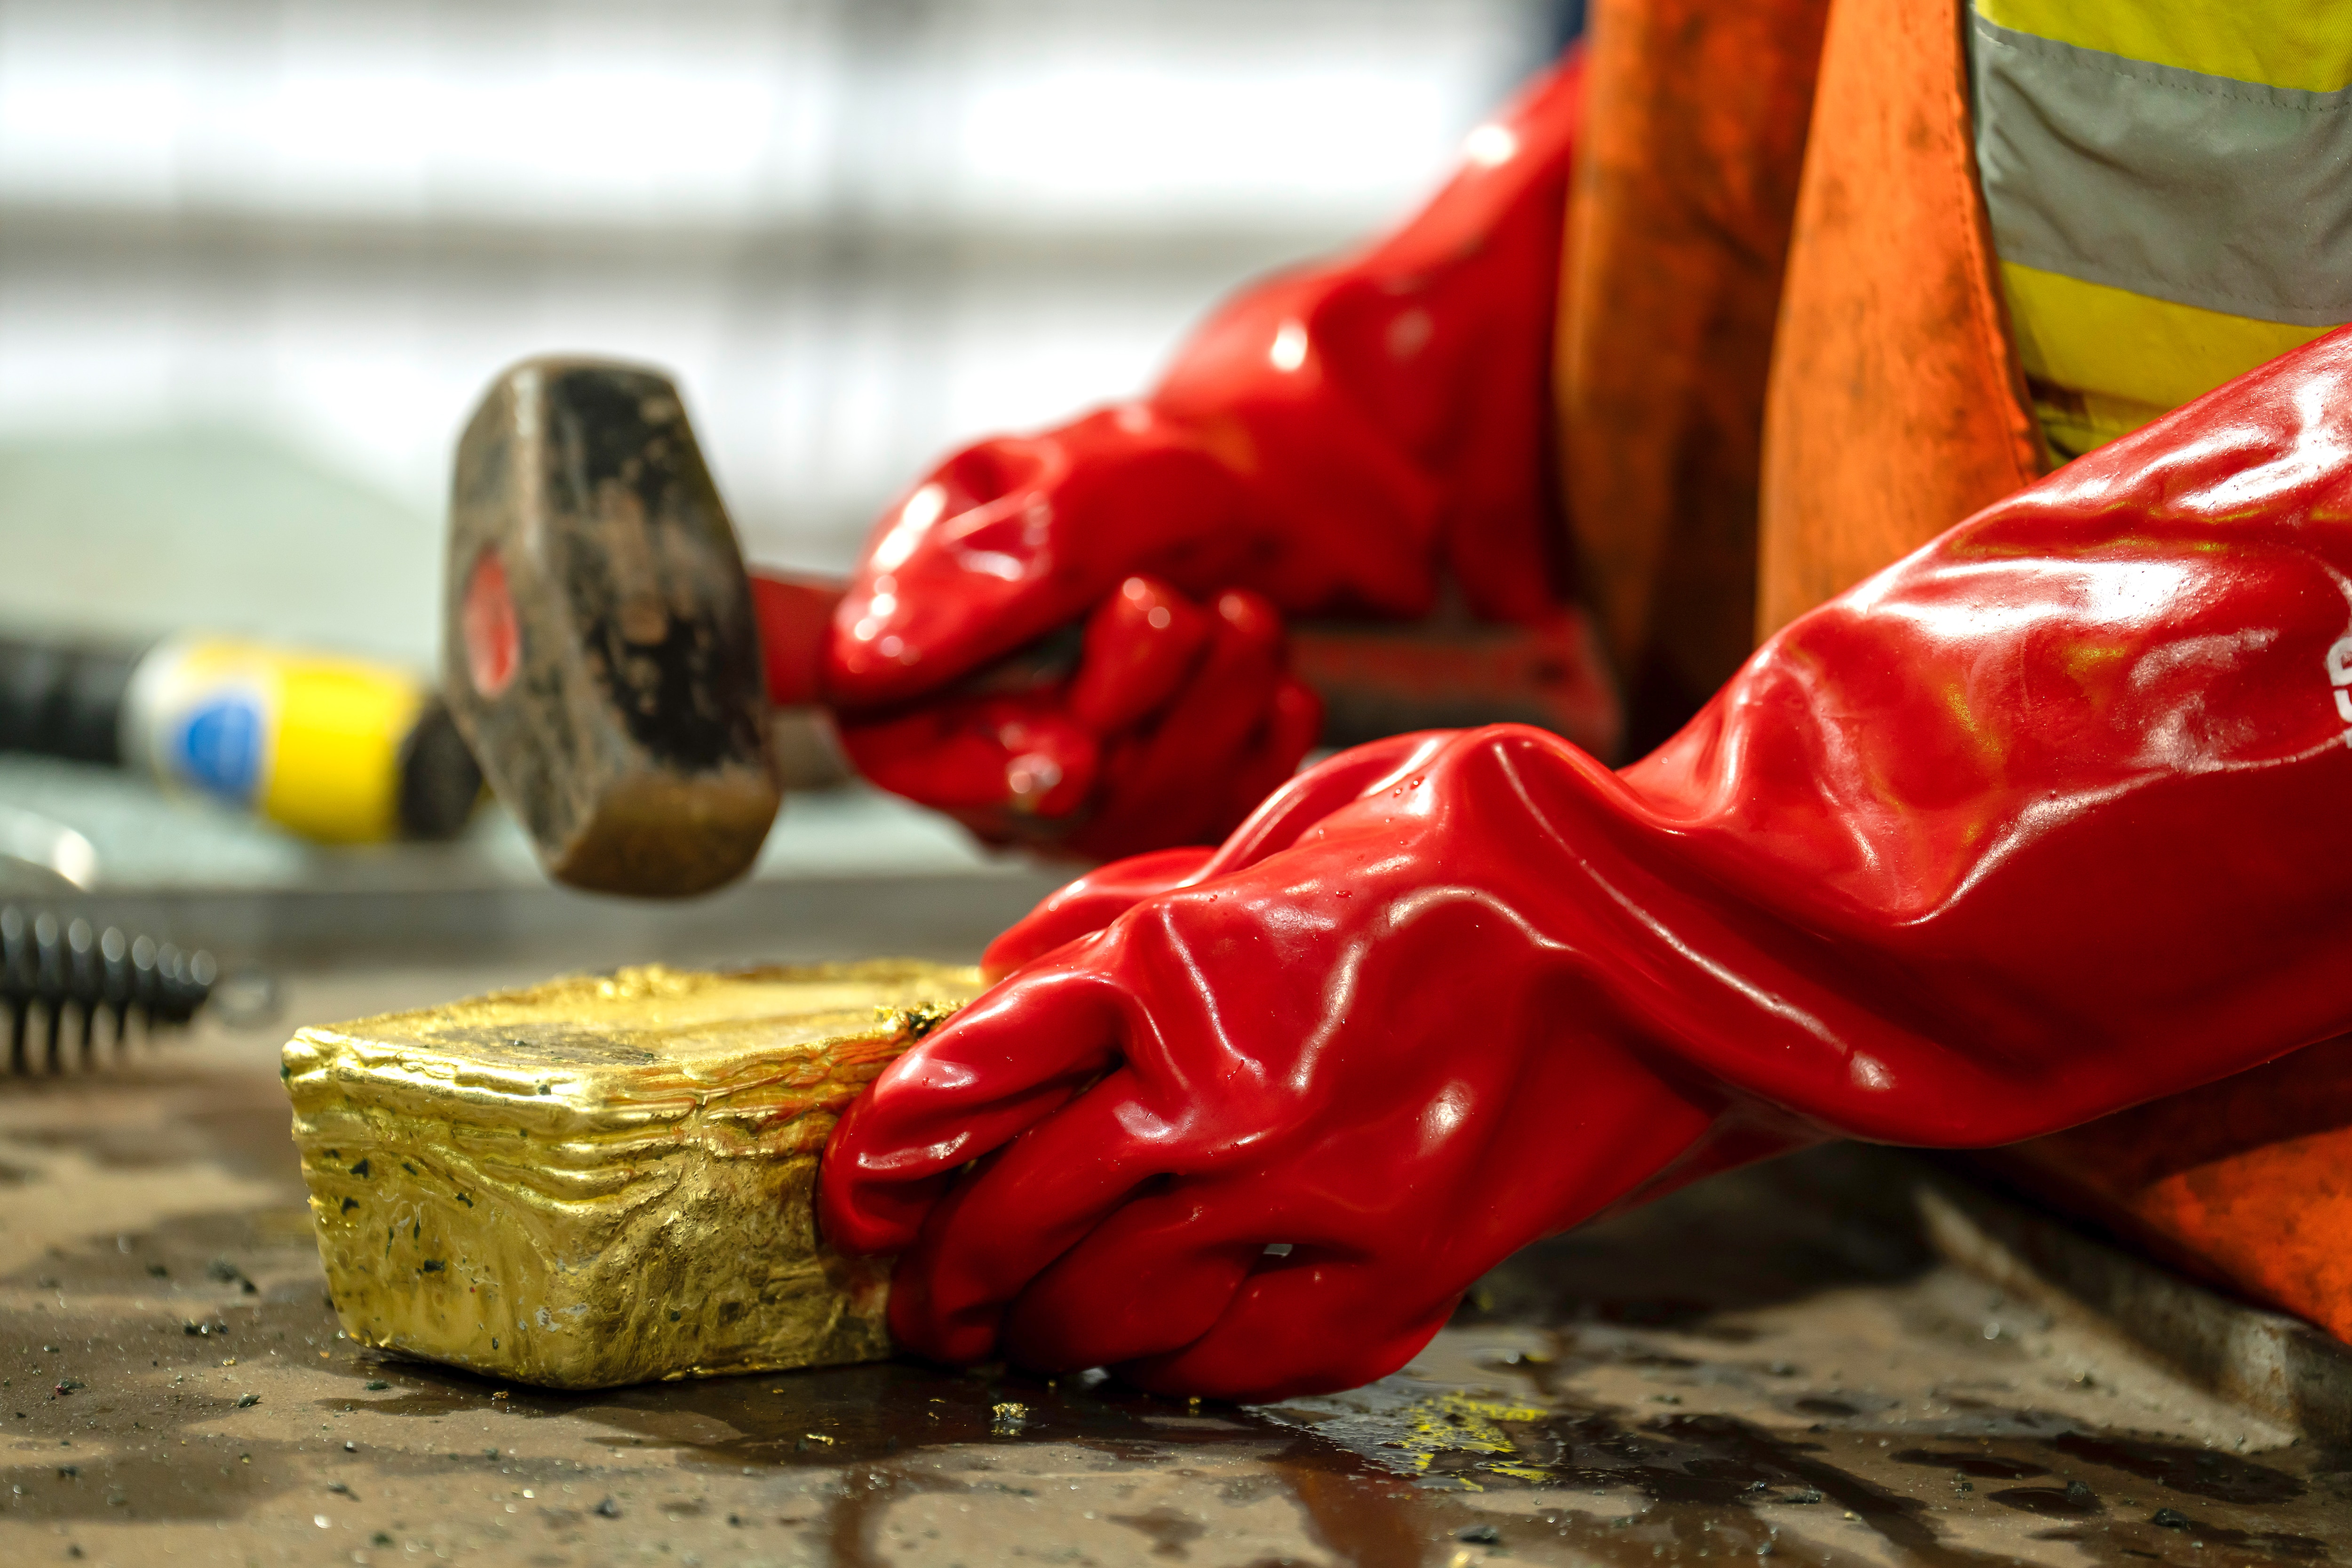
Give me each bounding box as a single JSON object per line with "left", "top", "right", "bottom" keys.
{"left": 820, "top": 329, "right": 2352, "bottom": 1401}
{"left": 822, "top": 54, "right": 1588, "bottom": 858}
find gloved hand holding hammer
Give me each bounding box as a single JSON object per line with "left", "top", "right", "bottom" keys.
{"left": 442, "top": 54, "right": 1613, "bottom": 893}
{"left": 823, "top": 56, "right": 1594, "bottom": 857}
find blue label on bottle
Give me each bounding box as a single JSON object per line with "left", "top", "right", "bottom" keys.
{"left": 175, "top": 697, "right": 263, "bottom": 804}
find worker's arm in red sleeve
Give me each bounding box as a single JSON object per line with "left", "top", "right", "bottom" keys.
{"left": 817, "top": 53, "right": 1591, "bottom": 859}
{"left": 819, "top": 328, "right": 2352, "bottom": 1401}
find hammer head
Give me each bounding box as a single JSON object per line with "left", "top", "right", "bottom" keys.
{"left": 445, "top": 358, "right": 780, "bottom": 897}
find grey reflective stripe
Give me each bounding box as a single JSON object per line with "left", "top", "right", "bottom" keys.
{"left": 1970, "top": 14, "right": 2352, "bottom": 327}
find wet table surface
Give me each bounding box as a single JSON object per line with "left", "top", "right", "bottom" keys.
{"left": 1, "top": 966, "right": 2350, "bottom": 1568}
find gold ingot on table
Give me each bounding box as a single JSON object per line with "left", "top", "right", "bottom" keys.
{"left": 282, "top": 959, "right": 984, "bottom": 1390}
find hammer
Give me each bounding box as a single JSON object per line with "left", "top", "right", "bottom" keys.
{"left": 444, "top": 357, "right": 1620, "bottom": 898}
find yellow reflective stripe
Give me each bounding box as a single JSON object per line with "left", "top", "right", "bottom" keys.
{"left": 259, "top": 655, "right": 425, "bottom": 844}
{"left": 2024, "top": 383, "right": 2177, "bottom": 462}
{"left": 1975, "top": 0, "right": 2352, "bottom": 93}
{"left": 2000, "top": 262, "right": 2335, "bottom": 455}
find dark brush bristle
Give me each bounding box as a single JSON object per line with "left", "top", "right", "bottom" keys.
{"left": 0, "top": 906, "right": 214, "bottom": 1071}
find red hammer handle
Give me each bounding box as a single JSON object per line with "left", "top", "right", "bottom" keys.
{"left": 747, "top": 572, "right": 844, "bottom": 710}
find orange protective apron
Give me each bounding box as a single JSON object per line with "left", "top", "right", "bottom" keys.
{"left": 1558, "top": 0, "right": 2352, "bottom": 1342}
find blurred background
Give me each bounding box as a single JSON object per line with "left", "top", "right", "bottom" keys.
{"left": 0, "top": 0, "right": 1569, "bottom": 924}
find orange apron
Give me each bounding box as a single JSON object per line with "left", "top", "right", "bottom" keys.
{"left": 1559, "top": 0, "right": 2352, "bottom": 1343}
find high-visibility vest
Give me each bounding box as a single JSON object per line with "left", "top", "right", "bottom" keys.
{"left": 1975, "top": 0, "right": 2352, "bottom": 458}
{"left": 1558, "top": 0, "right": 2349, "bottom": 722}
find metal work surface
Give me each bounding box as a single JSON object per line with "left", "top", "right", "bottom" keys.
{"left": 1, "top": 969, "right": 2349, "bottom": 1566}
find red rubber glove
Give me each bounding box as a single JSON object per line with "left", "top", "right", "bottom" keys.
{"left": 839, "top": 578, "right": 1322, "bottom": 858}
{"left": 822, "top": 328, "right": 2352, "bottom": 1400}
{"left": 823, "top": 53, "right": 1588, "bottom": 857}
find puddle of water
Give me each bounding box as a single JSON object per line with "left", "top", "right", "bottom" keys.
{"left": 2051, "top": 1430, "right": 2307, "bottom": 1505}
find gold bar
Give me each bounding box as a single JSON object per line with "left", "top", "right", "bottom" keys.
{"left": 283, "top": 960, "right": 982, "bottom": 1390}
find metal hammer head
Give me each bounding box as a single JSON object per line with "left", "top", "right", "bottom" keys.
{"left": 445, "top": 358, "right": 779, "bottom": 897}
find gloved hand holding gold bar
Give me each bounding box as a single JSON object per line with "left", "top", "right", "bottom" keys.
{"left": 822, "top": 330, "right": 2352, "bottom": 1401}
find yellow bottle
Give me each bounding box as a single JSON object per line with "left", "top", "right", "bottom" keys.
{"left": 119, "top": 635, "right": 479, "bottom": 844}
